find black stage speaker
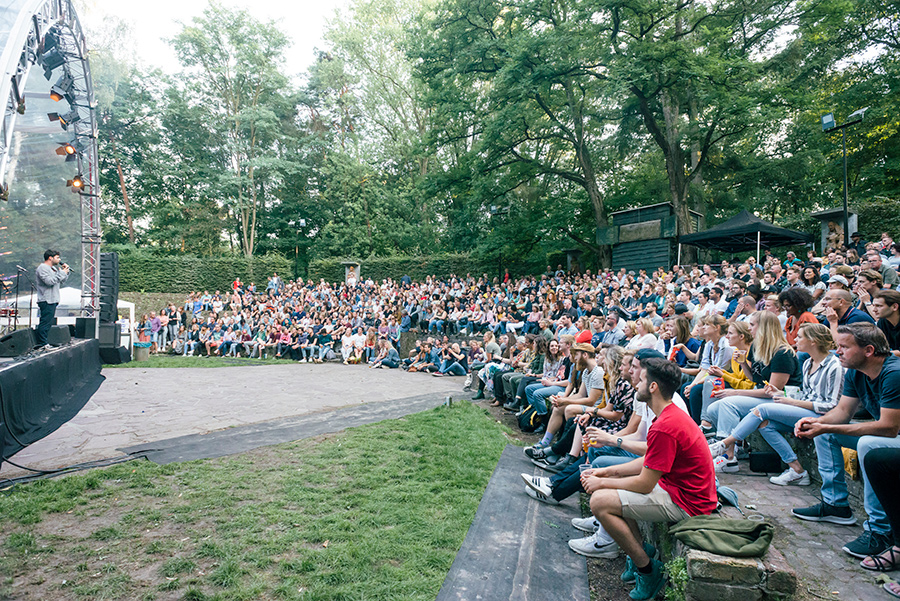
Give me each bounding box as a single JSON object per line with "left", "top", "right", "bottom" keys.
{"left": 98, "top": 322, "right": 121, "bottom": 348}
{"left": 74, "top": 317, "right": 97, "bottom": 339}
{"left": 99, "top": 345, "right": 130, "bottom": 364}
{"left": 0, "top": 329, "right": 35, "bottom": 357}
{"left": 99, "top": 252, "right": 119, "bottom": 323}
{"left": 48, "top": 325, "right": 72, "bottom": 346}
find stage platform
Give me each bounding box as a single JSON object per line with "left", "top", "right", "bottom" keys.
{"left": 0, "top": 338, "right": 104, "bottom": 466}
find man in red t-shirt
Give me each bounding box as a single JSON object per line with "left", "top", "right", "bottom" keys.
{"left": 581, "top": 357, "right": 717, "bottom": 601}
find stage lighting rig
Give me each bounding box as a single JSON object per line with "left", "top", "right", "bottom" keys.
{"left": 66, "top": 174, "right": 84, "bottom": 190}
{"left": 55, "top": 138, "right": 87, "bottom": 161}
{"left": 47, "top": 109, "right": 81, "bottom": 130}
{"left": 50, "top": 73, "right": 75, "bottom": 103}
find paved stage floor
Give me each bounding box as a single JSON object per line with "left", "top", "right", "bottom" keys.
{"left": 1, "top": 363, "right": 463, "bottom": 477}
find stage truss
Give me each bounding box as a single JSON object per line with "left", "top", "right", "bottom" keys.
{"left": 0, "top": 0, "right": 100, "bottom": 325}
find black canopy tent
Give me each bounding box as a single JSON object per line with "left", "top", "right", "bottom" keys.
{"left": 679, "top": 210, "right": 814, "bottom": 262}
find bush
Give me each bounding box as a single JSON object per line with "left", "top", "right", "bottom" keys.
{"left": 307, "top": 254, "right": 501, "bottom": 283}
{"left": 117, "top": 253, "right": 292, "bottom": 293}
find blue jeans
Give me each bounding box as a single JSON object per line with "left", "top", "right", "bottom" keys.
{"left": 526, "top": 384, "right": 564, "bottom": 415}
{"left": 439, "top": 360, "right": 467, "bottom": 375}
{"left": 589, "top": 445, "right": 640, "bottom": 467}
{"left": 707, "top": 395, "right": 764, "bottom": 439}
{"left": 429, "top": 319, "right": 444, "bottom": 333}
{"left": 730, "top": 402, "right": 817, "bottom": 464}
{"left": 814, "top": 432, "right": 900, "bottom": 534}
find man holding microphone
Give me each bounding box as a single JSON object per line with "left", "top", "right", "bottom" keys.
{"left": 34, "top": 249, "right": 69, "bottom": 348}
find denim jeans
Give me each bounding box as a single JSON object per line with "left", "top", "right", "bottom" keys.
{"left": 814, "top": 432, "right": 900, "bottom": 534}
{"left": 588, "top": 445, "right": 640, "bottom": 467}
{"left": 729, "top": 402, "right": 817, "bottom": 464}
{"left": 525, "top": 384, "right": 564, "bottom": 414}
{"left": 707, "top": 395, "right": 764, "bottom": 439}
{"left": 429, "top": 319, "right": 444, "bottom": 333}
{"left": 439, "top": 360, "right": 467, "bottom": 375}
{"left": 688, "top": 376, "right": 726, "bottom": 424}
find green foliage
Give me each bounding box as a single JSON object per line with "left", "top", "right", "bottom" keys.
{"left": 118, "top": 253, "right": 292, "bottom": 293}
{"left": 665, "top": 556, "right": 688, "bottom": 601}
{"left": 307, "top": 252, "right": 547, "bottom": 283}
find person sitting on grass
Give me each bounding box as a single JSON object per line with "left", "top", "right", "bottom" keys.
{"left": 579, "top": 357, "right": 716, "bottom": 601}
{"left": 792, "top": 324, "right": 900, "bottom": 560}
{"left": 708, "top": 323, "right": 843, "bottom": 486}
{"left": 434, "top": 343, "right": 468, "bottom": 376}
{"left": 371, "top": 338, "right": 401, "bottom": 369}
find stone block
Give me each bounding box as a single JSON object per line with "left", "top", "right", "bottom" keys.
{"left": 762, "top": 547, "right": 798, "bottom": 595}
{"left": 686, "top": 549, "right": 762, "bottom": 585}
{"left": 685, "top": 580, "right": 763, "bottom": 601}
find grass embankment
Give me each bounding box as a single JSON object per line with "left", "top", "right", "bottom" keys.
{"left": 1, "top": 402, "right": 509, "bottom": 601}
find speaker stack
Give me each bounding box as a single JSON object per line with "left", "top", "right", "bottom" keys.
{"left": 99, "top": 252, "right": 119, "bottom": 324}
{"left": 98, "top": 251, "right": 129, "bottom": 363}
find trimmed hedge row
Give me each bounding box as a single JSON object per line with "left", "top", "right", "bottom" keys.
{"left": 308, "top": 254, "right": 505, "bottom": 283}
{"left": 118, "top": 254, "right": 293, "bottom": 293}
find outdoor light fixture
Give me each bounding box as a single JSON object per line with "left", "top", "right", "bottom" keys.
{"left": 38, "top": 47, "right": 65, "bottom": 79}
{"left": 55, "top": 139, "right": 85, "bottom": 162}
{"left": 49, "top": 74, "right": 74, "bottom": 103}
{"left": 821, "top": 107, "right": 870, "bottom": 245}
{"left": 16, "top": 99, "right": 25, "bottom": 115}
{"left": 66, "top": 174, "right": 84, "bottom": 189}
{"left": 49, "top": 109, "right": 80, "bottom": 130}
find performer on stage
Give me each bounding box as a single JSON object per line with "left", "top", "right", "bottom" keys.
{"left": 34, "top": 249, "right": 69, "bottom": 348}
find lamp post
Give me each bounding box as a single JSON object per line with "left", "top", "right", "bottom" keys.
{"left": 821, "top": 107, "right": 868, "bottom": 247}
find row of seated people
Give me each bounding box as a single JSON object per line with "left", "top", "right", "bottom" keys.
{"left": 491, "top": 321, "right": 899, "bottom": 600}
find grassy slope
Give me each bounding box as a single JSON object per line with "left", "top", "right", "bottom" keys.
{"left": 0, "top": 402, "right": 510, "bottom": 601}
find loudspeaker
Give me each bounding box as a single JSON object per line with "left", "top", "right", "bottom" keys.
{"left": 75, "top": 317, "right": 97, "bottom": 339}
{"left": 99, "top": 252, "right": 119, "bottom": 323}
{"left": 98, "top": 322, "right": 121, "bottom": 348}
{"left": 0, "top": 329, "right": 35, "bottom": 357}
{"left": 48, "top": 324, "right": 71, "bottom": 346}
{"left": 99, "top": 345, "right": 130, "bottom": 364}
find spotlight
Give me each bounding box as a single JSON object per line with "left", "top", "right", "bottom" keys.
{"left": 66, "top": 174, "right": 84, "bottom": 190}
{"left": 16, "top": 99, "right": 25, "bottom": 115}
{"left": 55, "top": 139, "right": 86, "bottom": 161}
{"left": 49, "top": 109, "right": 80, "bottom": 130}
{"left": 49, "top": 74, "right": 74, "bottom": 103}
{"left": 38, "top": 47, "right": 65, "bottom": 79}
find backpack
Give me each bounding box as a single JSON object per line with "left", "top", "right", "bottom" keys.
{"left": 517, "top": 405, "right": 547, "bottom": 433}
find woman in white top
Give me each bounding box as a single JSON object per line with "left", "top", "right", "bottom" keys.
{"left": 625, "top": 317, "right": 658, "bottom": 350}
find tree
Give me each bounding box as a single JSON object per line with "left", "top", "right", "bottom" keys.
{"left": 171, "top": 2, "right": 295, "bottom": 256}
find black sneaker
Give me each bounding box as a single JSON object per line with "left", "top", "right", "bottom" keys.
{"left": 792, "top": 502, "right": 856, "bottom": 525}
{"left": 524, "top": 445, "right": 550, "bottom": 460}
{"left": 531, "top": 454, "right": 561, "bottom": 471}
{"left": 842, "top": 530, "right": 892, "bottom": 559}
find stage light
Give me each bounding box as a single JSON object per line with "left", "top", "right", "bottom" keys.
{"left": 55, "top": 139, "right": 86, "bottom": 162}
{"left": 39, "top": 47, "right": 65, "bottom": 79}
{"left": 16, "top": 99, "right": 25, "bottom": 115}
{"left": 49, "top": 109, "right": 80, "bottom": 130}
{"left": 66, "top": 174, "right": 84, "bottom": 189}
{"left": 50, "top": 74, "right": 74, "bottom": 103}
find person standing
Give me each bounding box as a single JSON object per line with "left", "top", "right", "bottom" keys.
{"left": 34, "top": 249, "right": 69, "bottom": 348}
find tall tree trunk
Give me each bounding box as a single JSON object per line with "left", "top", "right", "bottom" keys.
{"left": 110, "top": 138, "right": 135, "bottom": 244}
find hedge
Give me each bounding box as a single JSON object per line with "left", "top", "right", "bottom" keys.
{"left": 307, "top": 253, "right": 523, "bottom": 283}
{"left": 118, "top": 254, "right": 293, "bottom": 293}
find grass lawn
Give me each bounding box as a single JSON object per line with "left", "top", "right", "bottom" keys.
{"left": 0, "top": 402, "right": 511, "bottom": 601}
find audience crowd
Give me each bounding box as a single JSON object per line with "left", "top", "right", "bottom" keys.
{"left": 140, "top": 232, "right": 900, "bottom": 601}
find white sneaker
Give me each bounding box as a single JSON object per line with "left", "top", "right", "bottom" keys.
{"left": 708, "top": 440, "right": 727, "bottom": 458}
{"left": 571, "top": 516, "right": 600, "bottom": 533}
{"left": 521, "top": 473, "right": 553, "bottom": 497}
{"left": 714, "top": 455, "right": 739, "bottom": 473}
{"left": 524, "top": 486, "right": 559, "bottom": 505}
{"left": 568, "top": 529, "right": 619, "bottom": 558}
{"left": 769, "top": 467, "right": 810, "bottom": 486}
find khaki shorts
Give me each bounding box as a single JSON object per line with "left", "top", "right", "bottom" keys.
{"left": 618, "top": 484, "right": 690, "bottom": 523}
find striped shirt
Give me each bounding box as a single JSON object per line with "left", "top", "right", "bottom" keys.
{"left": 801, "top": 353, "right": 843, "bottom": 414}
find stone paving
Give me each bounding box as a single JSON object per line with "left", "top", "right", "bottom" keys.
{"left": 0, "top": 363, "right": 462, "bottom": 478}
{"left": 718, "top": 470, "right": 887, "bottom": 601}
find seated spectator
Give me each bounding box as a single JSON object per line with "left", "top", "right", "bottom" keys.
{"left": 709, "top": 324, "right": 842, "bottom": 485}
{"left": 792, "top": 324, "right": 900, "bottom": 560}
{"left": 860, "top": 448, "right": 900, "bottom": 587}
{"left": 780, "top": 287, "right": 818, "bottom": 349}
{"left": 705, "top": 310, "right": 802, "bottom": 471}
{"left": 578, "top": 357, "right": 715, "bottom": 600}
{"left": 683, "top": 314, "right": 733, "bottom": 425}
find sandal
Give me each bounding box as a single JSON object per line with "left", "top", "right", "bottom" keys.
{"left": 861, "top": 546, "right": 900, "bottom": 572}
{"left": 490, "top": 400, "right": 502, "bottom": 407}
{"left": 884, "top": 581, "right": 900, "bottom": 599}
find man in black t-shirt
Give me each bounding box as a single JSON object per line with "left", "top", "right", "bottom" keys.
{"left": 793, "top": 324, "right": 900, "bottom": 560}
{"left": 873, "top": 290, "right": 900, "bottom": 356}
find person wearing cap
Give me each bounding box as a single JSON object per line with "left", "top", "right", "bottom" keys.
{"left": 527, "top": 334, "right": 605, "bottom": 457}
{"left": 829, "top": 274, "right": 851, "bottom": 290}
